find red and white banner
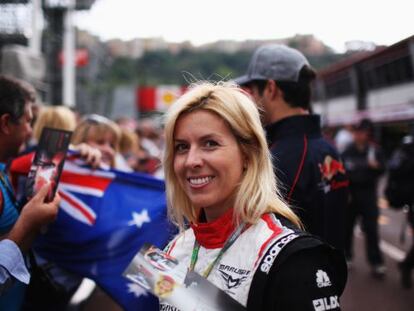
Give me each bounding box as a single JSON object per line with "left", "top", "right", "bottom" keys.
{"left": 59, "top": 49, "right": 89, "bottom": 67}
{"left": 136, "top": 85, "right": 186, "bottom": 112}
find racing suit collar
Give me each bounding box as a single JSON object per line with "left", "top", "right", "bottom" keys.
{"left": 190, "top": 208, "right": 236, "bottom": 249}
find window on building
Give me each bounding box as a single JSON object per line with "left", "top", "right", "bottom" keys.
{"left": 362, "top": 48, "right": 413, "bottom": 90}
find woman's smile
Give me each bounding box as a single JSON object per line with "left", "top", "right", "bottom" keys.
{"left": 188, "top": 175, "right": 215, "bottom": 188}
{"left": 173, "top": 110, "right": 245, "bottom": 221}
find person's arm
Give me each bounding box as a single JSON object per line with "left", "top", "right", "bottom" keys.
{"left": 0, "top": 184, "right": 59, "bottom": 296}
{"left": 7, "top": 184, "right": 60, "bottom": 253}
{"left": 367, "top": 145, "right": 386, "bottom": 174}
{"left": 267, "top": 246, "right": 346, "bottom": 311}
{"left": 0, "top": 239, "right": 30, "bottom": 295}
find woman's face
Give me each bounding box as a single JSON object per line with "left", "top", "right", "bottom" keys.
{"left": 173, "top": 110, "right": 245, "bottom": 221}
{"left": 86, "top": 128, "right": 117, "bottom": 166}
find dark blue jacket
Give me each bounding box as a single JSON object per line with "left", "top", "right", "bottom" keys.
{"left": 342, "top": 142, "right": 385, "bottom": 190}
{"left": 265, "top": 115, "right": 349, "bottom": 250}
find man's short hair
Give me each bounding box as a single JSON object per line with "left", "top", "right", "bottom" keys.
{"left": 244, "top": 66, "right": 316, "bottom": 110}
{"left": 235, "top": 44, "right": 316, "bottom": 110}
{"left": 0, "top": 75, "right": 35, "bottom": 122}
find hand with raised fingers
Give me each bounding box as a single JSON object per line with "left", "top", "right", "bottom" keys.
{"left": 71, "top": 143, "right": 103, "bottom": 168}
{"left": 7, "top": 184, "right": 60, "bottom": 252}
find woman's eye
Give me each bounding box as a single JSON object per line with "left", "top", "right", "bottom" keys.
{"left": 205, "top": 140, "right": 218, "bottom": 148}
{"left": 174, "top": 143, "right": 188, "bottom": 153}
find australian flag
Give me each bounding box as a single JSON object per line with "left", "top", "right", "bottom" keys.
{"left": 10, "top": 154, "right": 175, "bottom": 310}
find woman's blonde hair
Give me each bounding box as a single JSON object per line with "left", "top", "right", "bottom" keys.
{"left": 33, "top": 106, "right": 77, "bottom": 142}
{"left": 163, "top": 81, "right": 301, "bottom": 231}
{"left": 119, "top": 128, "right": 140, "bottom": 156}
{"left": 71, "top": 114, "right": 121, "bottom": 153}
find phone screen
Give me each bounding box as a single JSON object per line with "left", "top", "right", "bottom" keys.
{"left": 25, "top": 127, "right": 72, "bottom": 203}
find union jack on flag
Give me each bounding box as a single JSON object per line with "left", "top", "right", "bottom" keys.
{"left": 10, "top": 153, "right": 174, "bottom": 310}
{"left": 58, "top": 160, "right": 115, "bottom": 226}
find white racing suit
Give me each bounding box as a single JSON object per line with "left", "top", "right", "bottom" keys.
{"left": 160, "top": 213, "right": 347, "bottom": 311}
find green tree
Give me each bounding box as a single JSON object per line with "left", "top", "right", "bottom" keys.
{"left": 103, "top": 48, "right": 346, "bottom": 87}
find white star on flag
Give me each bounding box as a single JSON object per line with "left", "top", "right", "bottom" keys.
{"left": 127, "top": 282, "right": 148, "bottom": 298}
{"left": 128, "top": 210, "right": 151, "bottom": 228}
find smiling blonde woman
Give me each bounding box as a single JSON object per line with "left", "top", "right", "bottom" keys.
{"left": 160, "top": 81, "right": 347, "bottom": 310}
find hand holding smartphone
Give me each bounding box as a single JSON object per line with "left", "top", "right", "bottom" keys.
{"left": 25, "top": 127, "right": 72, "bottom": 203}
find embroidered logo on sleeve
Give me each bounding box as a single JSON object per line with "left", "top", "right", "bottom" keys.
{"left": 312, "top": 295, "right": 339, "bottom": 311}
{"left": 260, "top": 233, "right": 299, "bottom": 273}
{"left": 318, "top": 155, "right": 349, "bottom": 193}
{"left": 316, "top": 269, "right": 332, "bottom": 288}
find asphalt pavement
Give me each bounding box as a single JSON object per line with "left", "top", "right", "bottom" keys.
{"left": 341, "top": 204, "right": 414, "bottom": 311}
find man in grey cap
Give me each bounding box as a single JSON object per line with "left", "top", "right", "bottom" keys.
{"left": 235, "top": 44, "right": 349, "bottom": 252}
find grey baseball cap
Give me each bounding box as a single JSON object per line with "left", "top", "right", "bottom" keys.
{"left": 235, "top": 44, "right": 310, "bottom": 85}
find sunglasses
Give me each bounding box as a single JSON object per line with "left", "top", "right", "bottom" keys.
{"left": 82, "top": 114, "right": 113, "bottom": 125}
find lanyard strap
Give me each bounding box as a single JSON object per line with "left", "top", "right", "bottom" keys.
{"left": 189, "top": 222, "right": 246, "bottom": 278}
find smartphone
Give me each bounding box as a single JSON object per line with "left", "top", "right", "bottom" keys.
{"left": 25, "top": 127, "right": 72, "bottom": 203}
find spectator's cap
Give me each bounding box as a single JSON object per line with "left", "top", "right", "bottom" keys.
{"left": 354, "top": 118, "right": 374, "bottom": 132}
{"left": 234, "top": 44, "right": 310, "bottom": 86}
